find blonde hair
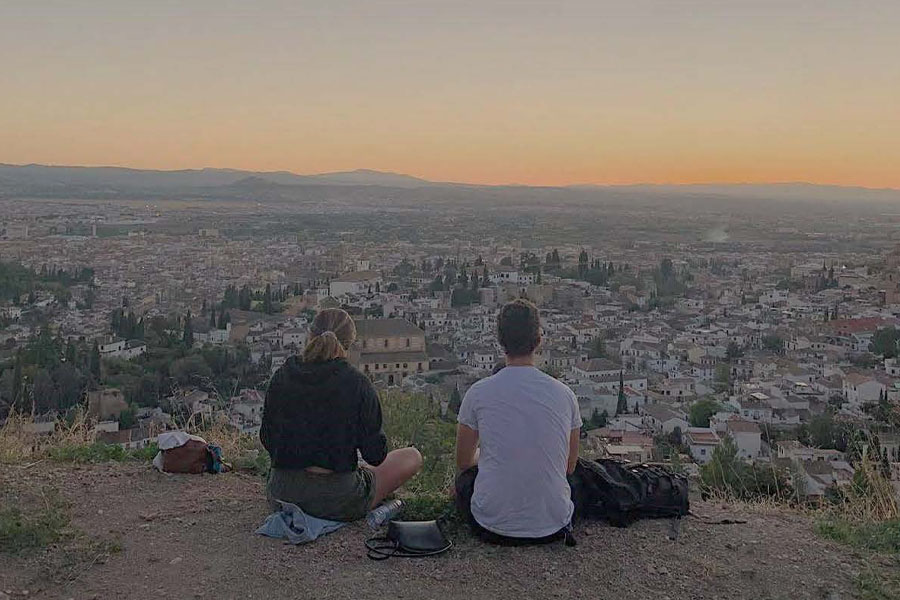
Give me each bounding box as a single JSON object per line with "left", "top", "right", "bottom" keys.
{"left": 303, "top": 308, "right": 356, "bottom": 363}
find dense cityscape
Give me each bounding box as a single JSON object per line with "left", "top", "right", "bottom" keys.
{"left": 3, "top": 172, "right": 900, "bottom": 504}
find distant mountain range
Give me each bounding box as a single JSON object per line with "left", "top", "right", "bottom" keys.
{"left": 1, "top": 163, "right": 899, "bottom": 202}
{"left": 0, "top": 163, "right": 435, "bottom": 190}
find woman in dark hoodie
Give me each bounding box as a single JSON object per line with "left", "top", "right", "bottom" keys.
{"left": 260, "top": 308, "right": 423, "bottom": 521}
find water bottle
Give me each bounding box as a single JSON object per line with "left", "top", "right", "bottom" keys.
{"left": 366, "top": 499, "right": 403, "bottom": 529}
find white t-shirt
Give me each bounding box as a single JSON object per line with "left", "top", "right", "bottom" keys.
{"left": 457, "top": 366, "right": 582, "bottom": 538}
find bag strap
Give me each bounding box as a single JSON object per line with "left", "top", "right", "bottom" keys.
{"left": 364, "top": 535, "right": 453, "bottom": 561}
{"left": 365, "top": 536, "right": 399, "bottom": 561}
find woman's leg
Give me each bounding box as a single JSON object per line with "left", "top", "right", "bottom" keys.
{"left": 366, "top": 447, "right": 424, "bottom": 508}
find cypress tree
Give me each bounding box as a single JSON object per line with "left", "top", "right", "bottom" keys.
{"left": 183, "top": 311, "right": 194, "bottom": 346}
{"left": 616, "top": 370, "right": 627, "bottom": 415}
{"left": 89, "top": 341, "right": 101, "bottom": 383}
{"left": 263, "top": 284, "right": 273, "bottom": 314}
{"left": 449, "top": 387, "right": 462, "bottom": 415}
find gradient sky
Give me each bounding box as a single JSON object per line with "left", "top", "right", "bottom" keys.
{"left": 2, "top": 1, "right": 899, "bottom": 187}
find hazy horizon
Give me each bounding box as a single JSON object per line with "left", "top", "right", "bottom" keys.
{"left": 3, "top": 1, "right": 899, "bottom": 188}
{"left": 5, "top": 160, "right": 900, "bottom": 192}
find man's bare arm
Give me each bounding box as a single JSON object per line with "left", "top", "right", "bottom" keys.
{"left": 456, "top": 424, "right": 479, "bottom": 471}
{"left": 567, "top": 428, "right": 580, "bottom": 475}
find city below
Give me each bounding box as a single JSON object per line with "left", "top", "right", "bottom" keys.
{"left": 2, "top": 166, "right": 900, "bottom": 505}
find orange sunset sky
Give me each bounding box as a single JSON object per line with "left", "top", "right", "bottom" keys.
{"left": 1, "top": 1, "right": 899, "bottom": 188}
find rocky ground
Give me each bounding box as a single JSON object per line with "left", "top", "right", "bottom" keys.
{"left": 0, "top": 462, "right": 896, "bottom": 600}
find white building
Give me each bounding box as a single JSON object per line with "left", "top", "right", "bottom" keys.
{"left": 489, "top": 266, "right": 535, "bottom": 285}
{"left": 469, "top": 348, "right": 498, "bottom": 372}
{"left": 641, "top": 404, "right": 690, "bottom": 434}
{"left": 329, "top": 270, "right": 383, "bottom": 297}
{"left": 572, "top": 358, "right": 621, "bottom": 381}
{"left": 282, "top": 328, "right": 308, "bottom": 349}
{"left": 195, "top": 323, "right": 231, "bottom": 346}
{"left": 685, "top": 427, "right": 721, "bottom": 464}
{"left": 726, "top": 419, "right": 762, "bottom": 461}
{"left": 842, "top": 373, "right": 887, "bottom": 407}
{"left": 98, "top": 338, "right": 147, "bottom": 360}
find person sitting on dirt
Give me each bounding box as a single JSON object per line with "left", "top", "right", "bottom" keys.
{"left": 455, "top": 299, "right": 582, "bottom": 544}
{"left": 260, "top": 308, "right": 423, "bottom": 522}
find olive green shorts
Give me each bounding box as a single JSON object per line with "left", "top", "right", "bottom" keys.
{"left": 266, "top": 467, "right": 376, "bottom": 522}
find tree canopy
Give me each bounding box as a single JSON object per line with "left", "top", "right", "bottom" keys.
{"left": 689, "top": 397, "right": 721, "bottom": 428}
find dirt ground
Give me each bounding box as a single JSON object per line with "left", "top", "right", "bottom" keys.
{"left": 0, "top": 462, "right": 896, "bottom": 600}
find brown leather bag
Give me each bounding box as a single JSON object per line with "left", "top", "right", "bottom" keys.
{"left": 161, "top": 439, "right": 210, "bottom": 474}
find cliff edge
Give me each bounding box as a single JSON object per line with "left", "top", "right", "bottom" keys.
{"left": 1, "top": 463, "right": 896, "bottom": 600}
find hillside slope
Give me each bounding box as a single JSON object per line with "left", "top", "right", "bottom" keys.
{"left": 0, "top": 463, "right": 895, "bottom": 600}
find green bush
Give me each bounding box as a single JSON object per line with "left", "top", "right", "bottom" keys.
{"left": 817, "top": 519, "right": 900, "bottom": 555}
{"left": 380, "top": 391, "right": 457, "bottom": 497}
{"left": 400, "top": 494, "right": 457, "bottom": 522}
{"left": 232, "top": 448, "right": 271, "bottom": 476}
{"left": 47, "top": 442, "right": 158, "bottom": 464}
{"left": 689, "top": 397, "right": 721, "bottom": 428}
{"left": 700, "top": 436, "right": 792, "bottom": 501}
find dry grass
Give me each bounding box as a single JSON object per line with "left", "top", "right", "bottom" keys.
{"left": 825, "top": 453, "right": 899, "bottom": 523}
{"left": 0, "top": 408, "right": 266, "bottom": 474}
{"left": 189, "top": 415, "right": 270, "bottom": 474}
{"left": 0, "top": 408, "right": 96, "bottom": 464}
{"left": 699, "top": 489, "right": 813, "bottom": 517}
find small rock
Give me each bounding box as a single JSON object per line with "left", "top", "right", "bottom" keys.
{"left": 657, "top": 567, "right": 669, "bottom": 575}
{"left": 170, "top": 557, "right": 183, "bottom": 565}
{"left": 140, "top": 524, "right": 151, "bottom": 531}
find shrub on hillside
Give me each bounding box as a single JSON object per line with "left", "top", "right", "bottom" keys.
{"left": 700, "top": 436, "right": 792, "bottom": 501}
{"left": 47, "top": 442, "right": 158, "bottom": 464}
{"left": 689, "top": 397, "right": 721, "bottom": 428}
{"left": 380, "top": 390, "right": 457, "bottom": 498}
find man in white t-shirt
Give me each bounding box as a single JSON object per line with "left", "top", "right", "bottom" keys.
{"left": 455, "top": 299, "right": 582, "bottom": 544}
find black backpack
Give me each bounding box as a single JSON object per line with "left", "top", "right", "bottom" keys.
{"left": 570, "top": 458, "right": 690, "bottom": 527}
